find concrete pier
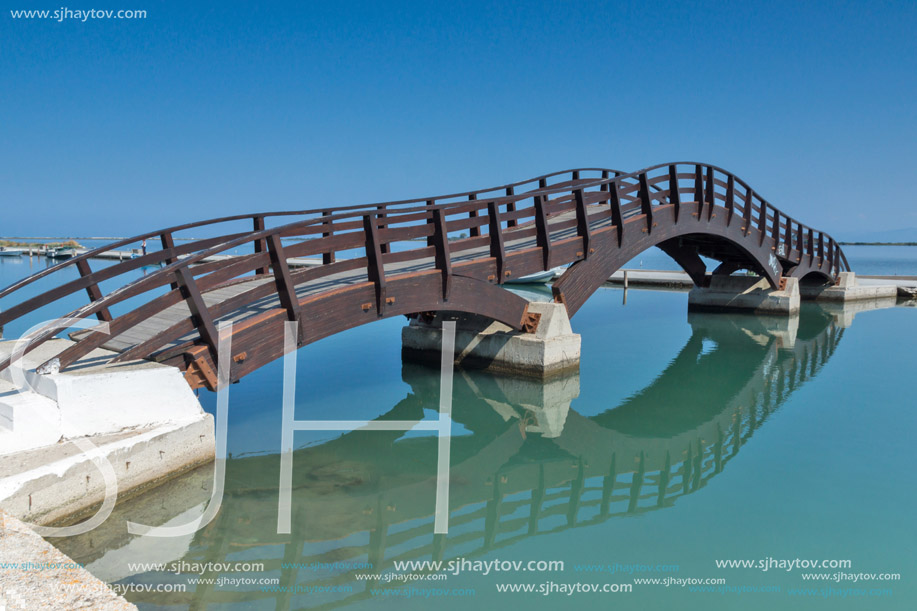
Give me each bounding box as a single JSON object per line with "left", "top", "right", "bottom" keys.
{"left": 0, "top": 339, "right": 214, "bottom": 525}
{"left": 402, "top": 302, "right": 580, "bottom": 378}
{"left": 688, "top": 275, "right": 801, "bottom": 315}
{"left": 798, "top": 272, "right": 898, "bottom": 302}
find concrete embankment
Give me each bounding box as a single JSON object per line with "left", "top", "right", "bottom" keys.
{"left": 0, "top": 510, "right": 137, "bottom": 610}
{"left": 0, "top": 340, "right": 214, "bottom": 526}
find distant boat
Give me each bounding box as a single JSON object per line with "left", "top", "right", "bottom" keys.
{"left": 0, "top": 247, "right": 24, "bottom": 257}
{"left": 505, "top": 266, "right": 565, "bottom": 284}
{"left": 46, "top": 247, "right": 77, "bottom": 260}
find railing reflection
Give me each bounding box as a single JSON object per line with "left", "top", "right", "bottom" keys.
{"left": 53, "top": 300, "right": 893, "bottom": 609}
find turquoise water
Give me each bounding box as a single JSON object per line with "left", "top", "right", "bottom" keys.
{"left": 0, "top": 248, "right": 914, "bottom": 609}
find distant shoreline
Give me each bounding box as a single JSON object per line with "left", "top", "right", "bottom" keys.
{"left": 839, "top": 242, "right": 917, "bottom": 246}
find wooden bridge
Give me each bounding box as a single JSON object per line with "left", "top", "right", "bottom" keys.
{"left": 0, "top": 162, "right": 850, "bottom": 390}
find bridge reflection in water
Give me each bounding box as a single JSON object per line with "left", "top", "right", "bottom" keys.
{"left": 53, "top": 302, "right": 863, "bottom": 609}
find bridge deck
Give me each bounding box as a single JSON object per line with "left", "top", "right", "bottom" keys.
{"left": 78, "top": 205, "right": 611, "bottom": 356}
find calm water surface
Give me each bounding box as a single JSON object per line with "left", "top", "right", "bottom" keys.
{"left": 0, "top": 247, "right": 914, "bottom": 610}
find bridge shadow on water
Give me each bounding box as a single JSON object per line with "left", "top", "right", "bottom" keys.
{"left": 52, "top": 301, "right": 860, "bottom": 609}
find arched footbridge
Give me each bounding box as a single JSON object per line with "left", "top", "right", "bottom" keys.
{"left": 0, "top": 162, "right": 850, "bottom": 390}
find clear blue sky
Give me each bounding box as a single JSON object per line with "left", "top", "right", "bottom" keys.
{"left": 2, "top": 0, "right": 915, "bottom": 238}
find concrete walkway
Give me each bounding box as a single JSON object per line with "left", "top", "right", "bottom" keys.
{"left": 0, "top": 510, "right": 136, "bottom": 610}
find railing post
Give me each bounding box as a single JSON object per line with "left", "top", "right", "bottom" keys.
{"left": 505, "top": 186, "right": 517, "bottom": 228}
{"left": 363, "top": 214, "right": 386, "bottom": 315}
{"left": 758, "top": 201, "right": 768, "bottom": 246}
{"left": 487, "top": 201, "right": 506, "bottom": 283}
{"left": 609, "top": 181, "right": 624, "bottom": 245}
{"left": 253, "top": 216, "right": 269, "bottom": 275}
{"left": 694, "top": 165, "right": 704, "bottom": 220}
{"left": 784, "top": 215, "right": 792, "bottom": 252}
{"left": 175, "top": 266, "right": 219, "bottom": 360}
{"left": 534, "top": 195, "right": 552, "bottom": 270}
{"left": 267, "top": 233, "right": 300, "bottom": 323}
{"left": 817, "top": 232, "right": 825, "bottom": 268}
{"left": 431, "top": 208, "right": 452, "bottom": 300}
{"left": 75, "top": 259, "right": 113, "bottom": 322}
{"left": 771, "top": 210, "right": 780, "bottom": 246}
{"left": 807, "top": 228, "right": 815, "bottom": 265}
{"left": 668, "top": 165, "right": 680, "bottom": 222}
{"left": 724, "top": 175, "right": 735, "bottom": 226}
{"left": 744, "top": 189, "right": 754, "bottom": 236}
{"left": 573, "top": 188, "right": 592, "bottom": 257}
{"left": 468, "top": 194, "right": 480, "bottom": 237}
{"left": 321, "top": 210, "right": 335, "bottom": 265}
{"left": 796, "top": 223, "right": 804, "bottom": 262}
{"left": 638, "top": 173, "right": 653, "bottom": 234}
{"left": 826, "top": 237, "right": 834, "bottom": 272}
{"left": 376, "top": 205, "right": 389, "bottom": 254}
{"left": 425, "top": 200, "right": 436, "bottom": 247}
{"left": 600, "top": 170, "right": 609, "bottom": 192}
{"left": 705, "top": 166, "right": 715, "bottom": 220}
{"left": 160, "top": 232, "right": 181, "bottom": 290}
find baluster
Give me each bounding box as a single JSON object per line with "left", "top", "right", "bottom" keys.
{"left": 253, "top": 217, "right": 269, "bottom": 275}
{"left": 468, "top": 194, "right": 480, "bottom": 237}
{"left": 363, "top": 214, "right": 386, "bottom": 315}
{"left": 377, "top": 205, "right": 389, "bottom": 254}
{"left": 488, "top": 201, "right": 506, "bottom": 283}
{"left": 668, "top": 165, "right": 681, "bottom": 222}
{"left": 432, "top": 208, "right": 452, "bottom": 300}
{"left": 694, "top": 165, "right": 704, "bottom": 219}
{"left": 638, "top": 173, "right": 653, "bottom": 233}
{"left": 505, "top": 186, "right": 517, "bottom": 228}
{"left": 175, "top": 266, "right": 219, "bottom": 359}
{"left": 574, "top": 188, "right": 592, "bottom": 257}
{"left": 321, "top": 210, "right": 335, "bottom": 265}
{"left": 534, "top": 195, "right": 552, "bottom": 270}
{"left": 267, "top": 234, "right": 300, "bottom": 322}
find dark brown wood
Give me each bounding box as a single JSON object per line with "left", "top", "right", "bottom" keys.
{"left": 505, "top": 186, "right": 517, "bottom": 228}
{"left": 267, "top": 234, "right": 300, "bottom": 322}
{"left": 377, "top": 205, "right": 390, "bottom": 254}
{"left": 468, "top": 194, "right": 480, "bottom": 237}
{"left": 253, "top": 216, "right": 269, "bottom": 275}
{"left": 431, "top": 208, "right": 452, "bottom": 300}
{"left": 573, "top": 189, "right": 592, "bottom": 257}
{"left": 488, "top": 201, "right": 506, "bottom": 284}
{"left": 160, "top": 232, "right": 181, "bottom": 290}
{"left": 175, "top": 266, "right": 219, "bottom": 359}
{"left": 609, "top": 182, "right": 624, "bottom": 245}
{"left": 75, "top": 259, "right": 113, "bottom": 322}
{"left": 694, "top": 165, "right": 704, "bottom": 220}
{"left": 638, "top": 173, "right": 653, "bottom": 234}
{"left": 744, "top": 189, "right": 754, "bottom": 237}
{"left": 758, "top": 201, "right": 768, "bottom": 246}
{"left": 705, "top": 166, "right": 715, "bottom": 221}
{"left": 534, "top": 195, "right": 552, "bottom": 270}
{"left": 668, "top": 165, "right": 681, "bottom": 222}
{"left": 363, "top": 214, "right": 386, "bottom": 315}
{"left": 321, "top": 210, "right": 335, "bottom": 265}
{"left": 724, "top": 175, "right": 735, "bottom": 226}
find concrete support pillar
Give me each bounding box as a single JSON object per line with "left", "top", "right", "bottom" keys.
{"left": 402, "top": 302, "right": 580, "bottom": 379}
{"left": 688, "top": 275, "right": 800, "bottom": 316}
{"left": 799, "top": 272, "right": 898, "bottom": 302}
